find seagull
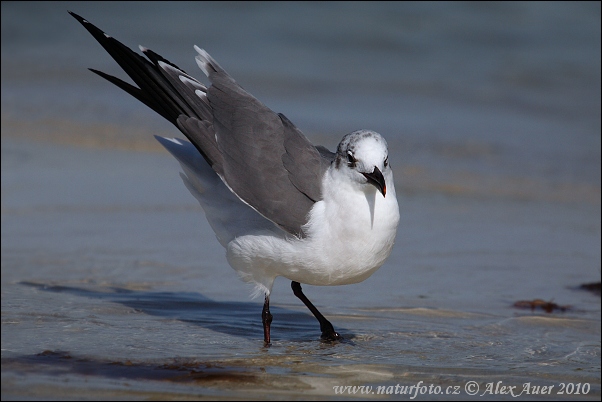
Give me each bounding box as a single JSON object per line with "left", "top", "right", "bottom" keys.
{"left": 69, "top": 11, "right": 400, "bottom": 345}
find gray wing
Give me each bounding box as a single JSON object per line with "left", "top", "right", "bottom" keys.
{"left": 280, "top": 114, "right": 333, "bottom": 203}
{"left": 70, "top": 11, "right": 331, "bottom": 236}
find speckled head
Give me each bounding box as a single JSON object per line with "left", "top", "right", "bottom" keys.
{"left": 334, "top": 130, "right": 389, "bottom": 196}
{"left": 335, "top": 130, "right": 388, "bottom": 169}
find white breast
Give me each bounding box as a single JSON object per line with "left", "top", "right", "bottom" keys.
{"left": 294, "top": 167, "right": 400, "bottom": 285}
{"left": 226, "top": 166, "right": 400, "bottom": 293}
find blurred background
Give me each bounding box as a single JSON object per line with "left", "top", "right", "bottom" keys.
{"left": 3, "top": 1, "right": 600, "bottom": 202}
{"left": 2, "top": 1, "right": 600, "bottom": 399}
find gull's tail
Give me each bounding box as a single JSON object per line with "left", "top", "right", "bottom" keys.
{"left": 154, "top": 136, "right": 279, "bottom": 247}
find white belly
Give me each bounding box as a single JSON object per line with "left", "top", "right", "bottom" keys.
{"left": 226, "top": 176, "right": 400, "bottom": 292}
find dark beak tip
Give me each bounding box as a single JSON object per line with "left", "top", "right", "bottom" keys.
{"left": 362, "top": 168, "right": 386, "bottom": 197}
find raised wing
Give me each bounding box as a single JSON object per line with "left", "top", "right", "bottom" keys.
{"left": 69, "top": 11, "right": 332, "bottom": 236}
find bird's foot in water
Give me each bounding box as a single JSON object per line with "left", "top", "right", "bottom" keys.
{"left": 320, "top": 321, "right": 342, "bottom": 341}
{"left": 321, "top": 330, "right": 342, "bottom": 341}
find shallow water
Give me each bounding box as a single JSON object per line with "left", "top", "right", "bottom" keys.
{"left": 2, "top": 2, "right": 600, "bottom": 400}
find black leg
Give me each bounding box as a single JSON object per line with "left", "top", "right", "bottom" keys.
{"left": 291, "top": 281, "right": 342, "bottom": 341}
{"left": 262, "top": 295, "right": 273, "bottom": 346}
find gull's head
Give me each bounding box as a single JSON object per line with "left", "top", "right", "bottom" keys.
{"left": 334, "top": 130, "right": 390, "bottom": 197}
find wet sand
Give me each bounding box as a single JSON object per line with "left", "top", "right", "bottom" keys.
{"left": 2, "top": 136, "right": 600, "bottom": 399}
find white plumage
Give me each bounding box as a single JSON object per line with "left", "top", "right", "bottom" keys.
{"left": 157, "top": 132, "right": 400, "bottom": 298}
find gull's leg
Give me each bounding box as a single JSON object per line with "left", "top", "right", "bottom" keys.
{"left": 262, "top": 294, "right": 273, "bottom": 346}
{"left": 291, "top": 281, "right": 342, "bottom": 341}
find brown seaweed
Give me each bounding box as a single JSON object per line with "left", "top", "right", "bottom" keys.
{"left": 512, "top": 299, "right": 571, "bottom": 313}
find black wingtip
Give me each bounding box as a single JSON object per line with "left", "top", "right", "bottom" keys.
{"left": 68, "top": 10, "right": 86, "bottom": 24}
{"left": 69, "top": 9, "right": 200, "bottom": 131}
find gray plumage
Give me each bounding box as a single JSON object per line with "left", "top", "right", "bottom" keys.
{"left": 69, "top": 11, "right": 332, "bottom": 237}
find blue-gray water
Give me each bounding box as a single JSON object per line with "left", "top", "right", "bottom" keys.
{"left": 2, "top": 2, "right": 600, "bottom": 399}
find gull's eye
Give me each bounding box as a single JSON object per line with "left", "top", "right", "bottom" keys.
{"left": 347, "top": 152, "right": 357, "bottom": 167}
{"left": 384, "top": 157, "right": 389, "bottom": 168}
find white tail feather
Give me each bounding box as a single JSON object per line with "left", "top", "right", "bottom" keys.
{"left": 154, "top": 136, "right": 280, "bottom": 248}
